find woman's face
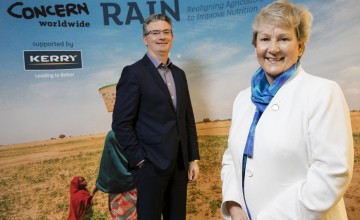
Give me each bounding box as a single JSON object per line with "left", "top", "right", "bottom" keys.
{"left": 78, "top": 177, "right": 87, "bottom": 188}
{"left": 255, "top": 22, "right": 304, "bottom": 84}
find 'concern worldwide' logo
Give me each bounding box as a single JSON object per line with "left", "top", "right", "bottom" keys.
{"left": 24, "top": 50, "right": 82, "bottom": 70}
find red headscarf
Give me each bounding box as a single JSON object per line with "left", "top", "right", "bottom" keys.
{"left": 67, "top": 176, "right": 93, "bottom": 220}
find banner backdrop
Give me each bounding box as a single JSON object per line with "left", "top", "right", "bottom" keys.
{"left": 1, "top": 0, "right": 359, "bottom": 145}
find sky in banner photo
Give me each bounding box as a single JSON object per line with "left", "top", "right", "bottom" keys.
{"left": 0, "top": 0, "right": 359, "bottom": 145}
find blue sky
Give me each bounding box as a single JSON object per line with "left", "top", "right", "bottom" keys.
{"left": 0, "top": 0, "right": 359, "bottom": 145}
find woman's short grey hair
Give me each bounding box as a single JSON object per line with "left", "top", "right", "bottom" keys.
{"left": 252, "top": 0, "right": 313, "bottom": 46}
{"left": 143, "top": 14, "right": 172, "bottom": 36}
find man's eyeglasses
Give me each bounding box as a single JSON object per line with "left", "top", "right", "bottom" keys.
{"left": 144, "top": 29, "right": 172, "bottom": 37}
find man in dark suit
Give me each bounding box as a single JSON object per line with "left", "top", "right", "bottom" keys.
{"left": 112, "top": 14, "right": 200, "bottom": 220}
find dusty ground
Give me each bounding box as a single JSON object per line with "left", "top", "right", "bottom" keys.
{"left": 351, "top": 111, "right": 360, "bottom": 134}
{"left": 0, "top": 111, "right": 359, "bottom": 219}
{"left": 345, "top": 111, "right": 360, "bottom": 219}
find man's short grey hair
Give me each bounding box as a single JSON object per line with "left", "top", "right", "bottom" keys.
{"left": 143, "top": 14, "right": 172, "bottom": 36}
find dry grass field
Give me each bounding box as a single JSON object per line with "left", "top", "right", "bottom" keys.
{"left": 0, "top": 111, "right": 359, "bottom": 220}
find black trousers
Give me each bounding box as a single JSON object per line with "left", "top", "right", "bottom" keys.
{"left": 134, "top": 154, "right": 188, "bottom": 220}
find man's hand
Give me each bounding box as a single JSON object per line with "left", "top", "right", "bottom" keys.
{"left": 188, "top": 160, "right": 199, "bottom": 182}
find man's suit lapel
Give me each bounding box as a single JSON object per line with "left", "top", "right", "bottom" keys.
{"left": 172, "top": 68, "right": 182, "bottom": 116}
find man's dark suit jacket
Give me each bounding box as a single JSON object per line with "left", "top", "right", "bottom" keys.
{"left": 112, "top": 55, "right": 199, "bottom": 174}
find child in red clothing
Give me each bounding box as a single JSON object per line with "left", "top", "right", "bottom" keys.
{"left": 68, "top": 176, "right": 97, "bottom": 220}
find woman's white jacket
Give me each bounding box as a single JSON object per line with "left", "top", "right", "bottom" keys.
{"left": 221, "top": 67, "right": 354, "bottom": 220}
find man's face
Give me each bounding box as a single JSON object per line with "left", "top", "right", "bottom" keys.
{"left": 143, "top": 20, "right": 173, "bottom": 61}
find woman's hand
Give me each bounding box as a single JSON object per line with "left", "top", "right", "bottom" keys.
{"left": 226, "top": 201, "right": 248, "bottom": 220}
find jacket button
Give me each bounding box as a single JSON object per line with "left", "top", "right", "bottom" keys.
{"left": 246, "top": 169, "right": 253, "bottom": 177}
{"left": 272, "top": 104, "right": 279, "bottom": 111}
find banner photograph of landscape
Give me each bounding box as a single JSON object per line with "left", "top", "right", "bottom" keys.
{"left": 0, "top": 0, "right": 359, "bottom": 219}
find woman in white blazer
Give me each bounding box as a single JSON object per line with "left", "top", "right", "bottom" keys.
{"left": 221, "top": 1, "right": 354, "bottom": 220}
